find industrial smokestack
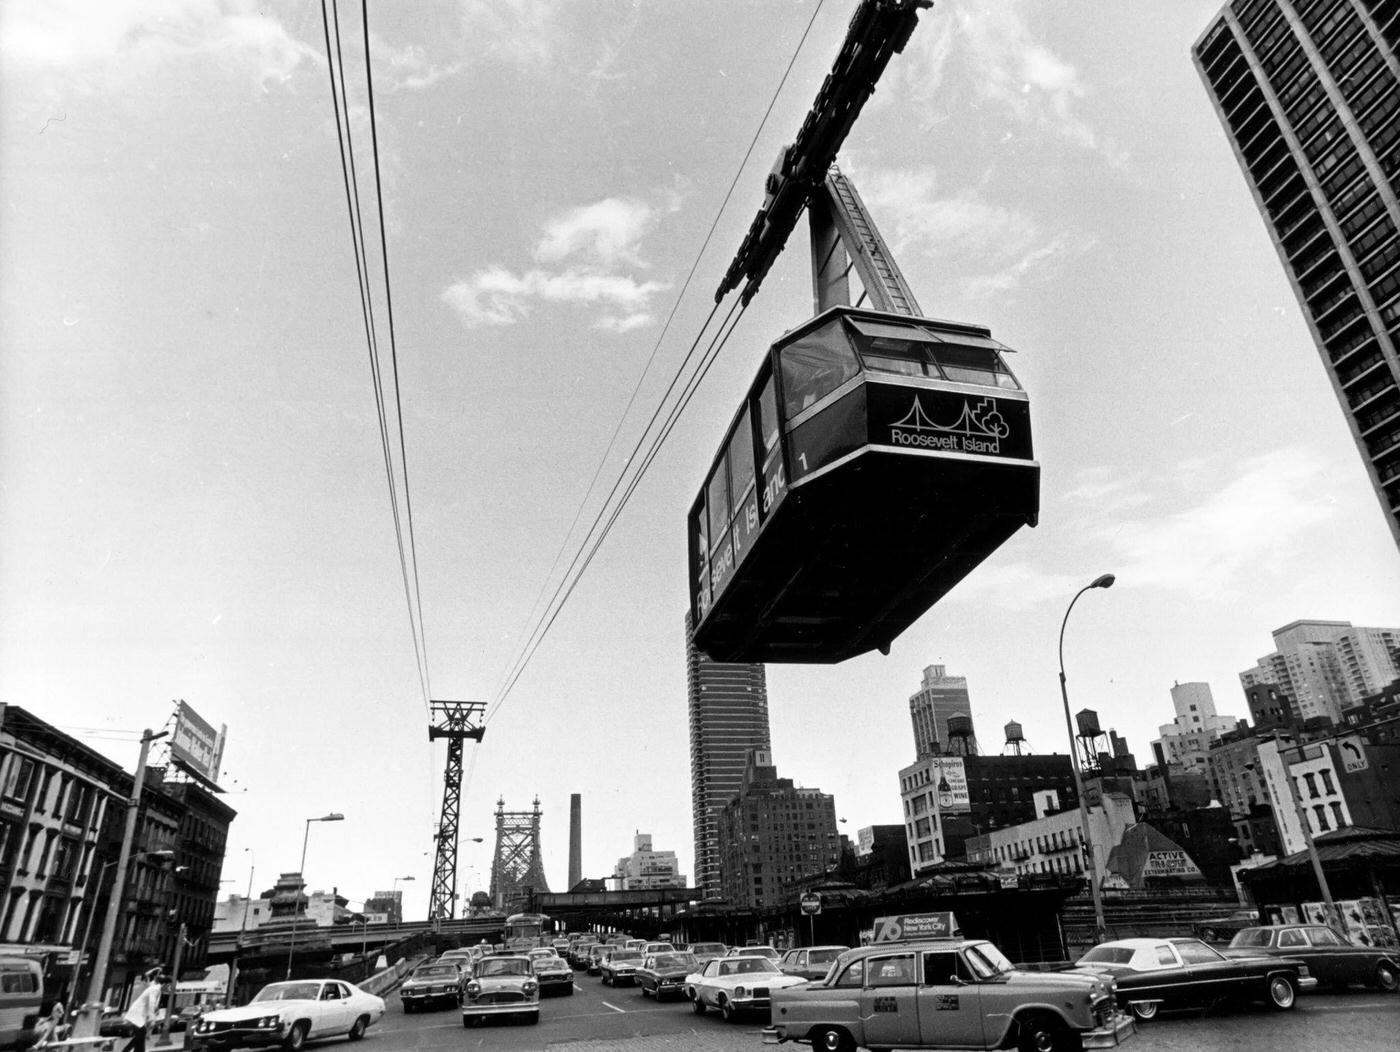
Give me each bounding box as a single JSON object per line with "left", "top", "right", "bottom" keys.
{"left": 568, "top": 793, "right": 582, "bottom": 891}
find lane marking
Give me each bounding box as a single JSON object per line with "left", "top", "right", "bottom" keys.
{"left": 600, "top": 1000, "right": 626, "bottom": 1013}
{"left": 1304, "top": 1001, "right": 1398, "bottom": 1012}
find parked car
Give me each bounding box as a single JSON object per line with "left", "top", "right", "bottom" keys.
{"left": 1073, "top": 936, "right": 1313, "bottom": 1021}
{"left": 190, "top": 979, "right": 384, "bottom": 1051}
{"left": 461, "top": 955, "right": 539, "bottom": 1026}
{"left": 600, "top": 949, "right": 645, "bottom": 986}
{"left": 635, "top": 952, "right": 698, "bottom": 1000}
{"left": 685, "top": 955, "right": 808, "bottom": 1022}
{"left": 526, "top": 948, "right": 576, "bottom": 996}
{"left": 399, "top": 963, "right": 466, "bottom": 1013}
{"left": 778, "top": 945, "right": 848, "bottom": 981}
{"left": 764, "top": 938, "right": 1132, "bottom": 1052}
{"left": 1223, "top": 925, "right": 1400, "bottom": 992}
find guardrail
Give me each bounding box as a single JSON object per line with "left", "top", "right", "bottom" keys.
{"left": 360, "top": 954, "right": 424, "bottom": 997}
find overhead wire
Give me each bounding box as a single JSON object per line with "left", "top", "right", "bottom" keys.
{"left": 485, "top": 0, "right": 831, "bottom": 719}
{"left": 318, "top": 0, "right": 432, "bottom": 712}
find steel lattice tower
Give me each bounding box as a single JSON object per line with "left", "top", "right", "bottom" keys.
{"left": 428, "top": 700, "right": 485, "bottom": 921}
{"left": 489, "top": 796, "right": 550, "bottom": 912}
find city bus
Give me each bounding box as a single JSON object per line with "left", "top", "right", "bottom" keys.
{"left": 504, "top": 913, "right": 550, "bottom": 951}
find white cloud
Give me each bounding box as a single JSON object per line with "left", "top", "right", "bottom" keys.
{"left": 853, "top": 164, "right": 1086, "bottom": 298}
{"left": 443, "top": 194, "right": 675, "bottom": 332}
{"left": 0, "top": 0, "right": 314, "bottom": 87}
{"left": 454, "top": 0, "right": 562, "bottom": 67}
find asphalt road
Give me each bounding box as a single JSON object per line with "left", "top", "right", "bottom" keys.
{"left": 352, "top": 974, "right": 1400, "bottom": 1052}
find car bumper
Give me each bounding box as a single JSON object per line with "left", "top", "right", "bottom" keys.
{"left": 654, "top": 979, "right": 687, "bottom": 998}
{"left": 537, "top": 974, "right": 574, "bottom": 990}
{"left": 190, "top": 1029, "right": 287, "bottom": 1051}
{"left": 1081, "top": 1012, "right": 1137, "bottom": 1049}
{"left": 402, "top": 990, "right": 458, "bottom": 1003}
{"left": 461, "top": 1001, "right": 538, "bottom": 1017}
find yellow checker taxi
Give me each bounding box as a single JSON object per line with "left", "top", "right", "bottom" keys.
{"left": 763, "top": 929, "right": 1133, "bottom": 1052}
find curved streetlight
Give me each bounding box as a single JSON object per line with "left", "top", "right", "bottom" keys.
{"left": 1058, "top": 573, "right": 1115, "bottom": 946}
{"left": 391, "top": 875, "right": 415, "bottom": 928}
{"left": 286, "top": 813, "right": 345, "bottom": 979}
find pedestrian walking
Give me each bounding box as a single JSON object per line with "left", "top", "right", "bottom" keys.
{"left": 122, "top": 970, "right": 167, "bottom": 1052}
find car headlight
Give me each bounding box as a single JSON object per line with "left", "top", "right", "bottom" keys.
{"left": 734, "top": 986, "right": 747, "bottom": 998}
{"left": 196, "top": 1021, "right": 211, "bottom": 1033}
{"left": 523, "top": 981, "right": 538, "bottom": 994}
{"left": 260, "top": 1016, "right": 282, "bottom": 1028}
{"left": 466, "top": 981, "right": 481, "bottom": 998}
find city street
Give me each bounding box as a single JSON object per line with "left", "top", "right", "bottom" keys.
{"left": 358, "top": 977, "right": 1400, "bottom": 1051}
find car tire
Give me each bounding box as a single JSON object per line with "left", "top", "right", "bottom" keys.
{"left": 1267, "top": 975, "right": 1297, "bottom": 1010}
{"left": 282, "top": 1022, "right": 308, "bottom": 1050}
{"left": 640, "top": 984, "right": 651, "bottom": 998}
{"left": 527, "top": 1011, "right": 539, "bottom": 1025}
{"left": 1016, "top": 1013, "right": 1071, "bottom": 1052}
{"left": 1375, "top": 962, "right": 1399, "bottom": 992}
{"left": 402, "top": 1003, "right": 414, "bottom": 1014}
{"left": 810, "top": 1025, "right": 855, "bottom": 1052}
{"left": 348, "top": 1016, "right": 368, "bottom": 1041}
{"left": 691, "top": 993, "right": 706, "bottom": 1015}
{"left": 719, "top": 997, "right": 735, "bottom": 1022}
{"left": 1129, "top": 1001, "right": 1159, "bottom": 1022}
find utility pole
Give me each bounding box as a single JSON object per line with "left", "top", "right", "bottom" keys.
{"left": 152, "top": 923, "right": 187, "bottom": 1048}
{"left": 72, "top": 728, "right": 169, "bottom": 1040}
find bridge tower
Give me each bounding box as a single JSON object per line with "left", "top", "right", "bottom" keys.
{"left": 489, "top": 796, "right": 551, "bottom": 912}
{"left": 428, "top": 700, "right": 486, "bottom": 921}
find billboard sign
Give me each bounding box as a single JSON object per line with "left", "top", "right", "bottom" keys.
{"left": 872, "top": 911, "right": 959, "bottom": 943}
{"left": 170, "top": 701, "right": 227, "bottom": 786}
{"left": 1142, "top": 850, "right": 1201, "bottom": 879}
{"left": 926, "top": 757, "right": 970, "bottom": 813}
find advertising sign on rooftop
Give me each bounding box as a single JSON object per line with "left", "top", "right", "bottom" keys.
{"left": 170, "top": 700, "right": 227, "bottom": 787}
{"left": 872, "top": 911, "right": 959, "bottom": 943}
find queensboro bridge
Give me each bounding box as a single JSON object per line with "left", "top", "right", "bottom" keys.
{"left": 489, "top": 796, "right": 550, "bottom": 912}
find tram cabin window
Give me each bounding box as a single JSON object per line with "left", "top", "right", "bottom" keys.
{"left": 847, "top": 317, "right": 943, "bottom": 378}
{"left": 929, "top": 339, "right": 1020, "bottom": 389}
{"left": 757, "top": 376, "right": 780, "bottom": 454}
{"left": 779, "top": 322, "right": 861, "bottom": 417}
{"left": 706, "top": 466, "right": 729, "bottom": 554}
{"left": 727, "top": 407, "right": 756, "bottom": 505}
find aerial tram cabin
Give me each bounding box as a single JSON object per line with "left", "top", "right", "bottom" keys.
{"left": 688, "top": 305, "right": 1038, "bottom": 663}
{"left": 687, "top": 1, "right": 1038, "bottom": 663}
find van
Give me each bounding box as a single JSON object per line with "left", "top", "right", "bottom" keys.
{"left": 0, "top": 957, "right": 43, "bottom": 1052}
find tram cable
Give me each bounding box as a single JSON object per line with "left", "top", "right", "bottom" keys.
{"left": 319, "top": 0, "right": 432, "bottom": 711}
{"left": 485, "top": 0, "right": 831, "bottom": 719}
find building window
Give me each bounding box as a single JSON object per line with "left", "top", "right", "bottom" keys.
{"left": 1313, "top": 805, "right": 1330, "bottom": 832}
{"left": 1319, "top": 769, "right": 1335, "bottom": 794}
{"left": 1329, "top": 802, "right": 1345, "bottom": 828}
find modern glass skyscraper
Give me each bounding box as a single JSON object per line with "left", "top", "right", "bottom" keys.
{"left": 685, "top": 612, "right": 771, "bottom": 902}
{"left": 1193, "top": 1, "right": 1400, "bottom": 548}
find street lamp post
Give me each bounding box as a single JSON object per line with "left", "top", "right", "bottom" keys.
{"left": 286, "top": 813, "right": 345, "bottom": 980}
{"left": 391, "top": 876, "right": 415, "bottom": 929}
{"left": 1058, "top": 573, "right": 1115, "bottom": 946}
{"left": 72, "top": 728, "right": 169, "bottom": 1040}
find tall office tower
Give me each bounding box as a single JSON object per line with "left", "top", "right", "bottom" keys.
{"left": 685, "top": 612, "right": 771, "bottom": 902}
{"left": 567, "top": 793, "right": 582, "bottom": 891}
{"left": 909, "top": 664, "right": 975, "bottom": 759}
{"left": 1193, "top": 2, "right": 1400, "bottom": 548}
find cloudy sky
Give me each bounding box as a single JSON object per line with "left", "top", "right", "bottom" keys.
{"left": 4, "top": 0, "right": 1399, "bottom": 918}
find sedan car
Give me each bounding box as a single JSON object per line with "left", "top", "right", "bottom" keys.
{"left": 636, "top": 952, "right": 698, "bottom": 1000}
{"left": 599, "top": 949, "right": 645, "bottom": 986}
{"left": 190, "top": 979, "right": 384, "bottom": 1051}
{"left": 461, "top": 955, "right": 539, "bottom": 1026}
{"left": 777, "top": 945, "right": 848, "bottom": 981}
{"left": 727, "top": 944, "right": 781, "bottom": 962}
{"left": 686, "top": 942, "right": 728, "bottom": 967}
{"left": 685, "top": 955, "right": 808, "bottom": 1021}
{"left": 526, "top": 948, "right": 576, "bottom": 996}
{"left": 1224, "top": 924, "right": 1400, "bottom": 992}
{"left": 399, "top": 963, "right": 465, "bottom": 1012}
{"left": 1073, "top": 936, "right": 1312, "bottom": 1021}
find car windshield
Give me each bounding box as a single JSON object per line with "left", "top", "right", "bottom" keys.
{"left": 1078, "top": 946, "right": 1135, "bottom": 965}
{"left": 808, "top": 948, "right": 844, "bottom": 965}
{"left": 964, "top": 943, "right": 1014, "bottom": 979}
{"left": 412, "top": 967, "right": 458, "bottom": 979}
{"left": 653, "top": 954, "right": 696, "bottom": 971}
{"left": 1229, "top": 929, "right": 1275, "bottom": 948}
{"left": 690, "top": 943, "right": 725, "bottom": 955}
{"left": 528, "top": 950, "right": 556, "bottom": 959}
{"left": 609, "top": 951, "right": 643, "bottom": 962}
{"left": 252, "top": 983, "right": 320, "bottom": 1003}
{"left": 477, "top": 959, "right": 530, "bottom": 977}
{"left": 719, "top": 958, "right": 778, "bottom": 977}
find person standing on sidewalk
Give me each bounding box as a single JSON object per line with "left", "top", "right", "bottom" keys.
{"left": 122, "top": 970, "right": 166, "bottom": 1052}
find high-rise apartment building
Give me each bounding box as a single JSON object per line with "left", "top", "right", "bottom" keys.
{"left": 909, "top": 664, "right": 976, "bottom": 759}
{"left": 612, "top": 832, "right": 687, "bottom": 891}
{"left": 685, "top": 612, "right": 771, "bottom": 902}
{"left": 1193, "top": 1, "right": 1400, "bottom": 548}
{"left": 1240, "top": 618, "right": 1400, "bottom": 721}
{"left": 1151, "top": 681, "right": 1244, "bottom": 775}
